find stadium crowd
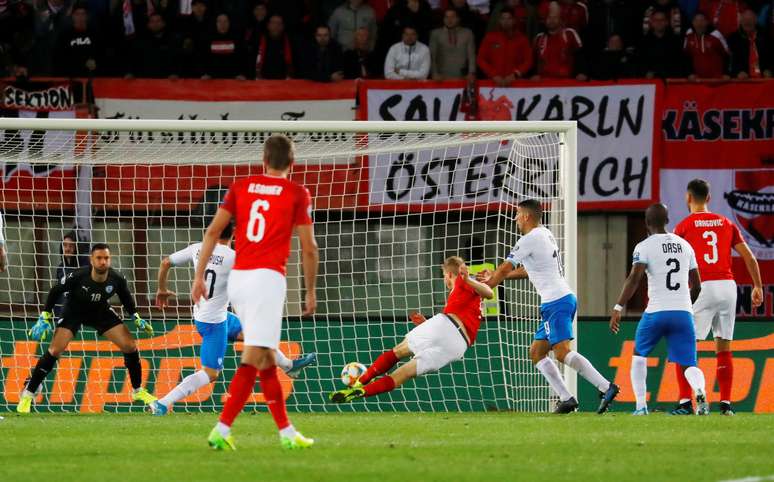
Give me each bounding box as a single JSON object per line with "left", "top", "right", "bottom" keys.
{"left": 0, "top": 0, "right": 772, "bottom": 81}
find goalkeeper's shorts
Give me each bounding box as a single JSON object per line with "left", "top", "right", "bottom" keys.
{"left": 57, "top": 308, "right": 122, "bottom": 336}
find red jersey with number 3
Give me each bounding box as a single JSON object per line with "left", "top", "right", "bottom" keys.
{"left": 220, "top": 174, "right": 313, "bottom": 274}
{"left": 443, "top": 274, "right": 484, "bottom": 345}
{"left": 674, "top": 212, "right": 743, "bottom": 281}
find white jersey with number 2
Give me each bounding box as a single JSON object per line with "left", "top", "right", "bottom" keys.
{"left": 506, "top": 226, "right": 572, "bottom": 304}
{"left": 632, "top": 233, "right": 698, "bottom": 314}
{"left": 169, "top": 242, "right": 235, "bottom": 323}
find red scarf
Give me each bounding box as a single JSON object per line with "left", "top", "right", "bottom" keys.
{"left": 748, "top": 30, "right": 761, "bottom": 77}
{"left": 256, "top": 34, "right": 293, "bottom": 77}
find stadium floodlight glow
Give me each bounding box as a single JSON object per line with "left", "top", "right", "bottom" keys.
{"left": 0, "top": 118, "right": 577, "bottom": 413}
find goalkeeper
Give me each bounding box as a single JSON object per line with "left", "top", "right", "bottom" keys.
{"left": 17, "top": 243, "right": 156, "bottom": 413}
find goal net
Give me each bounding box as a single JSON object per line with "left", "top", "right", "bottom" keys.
{"left": 0, "top": 118, "right": 576, "bottom": 413}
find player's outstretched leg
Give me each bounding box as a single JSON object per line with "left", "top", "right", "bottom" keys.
{"left": 631, "top": 355, "right": 649, "bottom": 415}
{"left": 554, "top": 342, "right": 620, "bottom": 414}
{"left": 17, "top": 327, "right": 75, "bottom": 413}
{"left": 330, "top": 341, "right": 412, "bottom": 403}
{"left": 280, "top": 350, "right": 318, "bottom": 379}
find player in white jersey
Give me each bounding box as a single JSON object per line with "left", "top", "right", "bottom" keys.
{"left": 478, "top": 199, "right": 619, "bottom": 414}
{"left": 149, "top": 223, "right": 316, "bottom": 415}
{"left": 609, "top": 203, "right": 709, "bottom": 415}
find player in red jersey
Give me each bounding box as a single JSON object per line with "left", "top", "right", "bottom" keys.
{"left": 329, "top": 256, "right": 494, "bottom": 403}
{"left": 191, "top": 134, "right": 319, "bottom": 449}
{"left": 672, "top": 179, "right": 763, "bottom": 416}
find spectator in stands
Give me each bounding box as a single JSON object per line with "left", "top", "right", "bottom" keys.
{"left": 635, "top": 10, "right": 686, "bottom": 78}
{"left": 728, "top": 8, "right": 773, "bottom": 77}
{"left": 129, "top": 13, "right": 180, "bottom": 78}
{"left": 30, "top": 0, "right": 72, "bottom": 75}
{"left": 178, "top": 0, "right": 210, "bottom": 77}
{"left": 380, "top": 0, "right": 435, "bottom": 49}
{"left": 477, "top": 9, "right": 533, "bottom": 85}
{"left": 537, "top": 0, "right": 588, "bottom": 33}
{"left": 684, "top": 11, "right": 730, "bottom": 79}
{"left": 0, "top": 0, "right": 37, "bottom": 76}
{"left": 255, "top": 14, "right": 294, "bottom": 79}
{"left": 592, "top": 33, "right": 635, "bottom": 79}
{"left": 487, "top": 0, "right": 529, "bottom": 36}
{"left": 760, "top": 3, "right": 774, "bottom": 42}
{"left": 54, "top": 4, "right": 101, "bottom": 77}
{"left": 430, "top": 8, "right": 476, "bottom": 80}
{"left": 265, "top": 0, "right": 308, "bottom": 34}
{"left": 643, "top": 0, "right": 684, "bottom": 36}
{"left": 329, "top": 0, "right": 377, "bottom": 51}
{"left": 384, "top": 25, "right": 430, "bottom": 79}
{"left": 587, "top": 0, "right": 642, "bottom": 54}
{"left": 450, "top": 0, "right": 486, "bottom": 42}
{"left": 342, "top": 26, "right": 379, "bottom": 78}
{"left": 532, "top": 10, "right": 585, "bottom": 80}
{"left": 53, "top": 231, "right": 89, "bottom": 317}
{"left": 699, "top": 0, "right": 748, "bottom": 38}
{"left": 301, "top": 25, "right": 345, "bottom": 81}
{"left": 202, "top": 13, "right": 246, "bottom": 79}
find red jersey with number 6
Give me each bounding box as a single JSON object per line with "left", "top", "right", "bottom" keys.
{"left": 674, "top": 212, "right": 743, "bottom": 281}
{"left": 220, "top": 174, "right": 313, "bottom": 274}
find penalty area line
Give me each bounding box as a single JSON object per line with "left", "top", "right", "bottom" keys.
{"left": 719, "top": 476, "right": 774, "bottom": 482}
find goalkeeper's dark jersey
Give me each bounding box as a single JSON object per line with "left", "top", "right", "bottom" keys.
{"left": 43, "top": 266, "right": 136, "bottom": 316}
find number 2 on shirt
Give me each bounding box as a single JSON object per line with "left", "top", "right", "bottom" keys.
{"left": 246, "top": 199, "right": 270, "bottom": 242}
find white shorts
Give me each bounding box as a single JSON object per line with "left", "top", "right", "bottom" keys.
{"left": 227, "top": 268, "right": 286, "bottom": 349}
{"left": 406, "top": 314, "right": 468, "bottom": 376}
{"left": 693, "top": 279, "right": 737, "bottom": 341}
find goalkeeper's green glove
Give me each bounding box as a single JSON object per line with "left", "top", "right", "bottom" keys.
{"left": 29, "top": 312, "right": 53, "bottom": 341}
{"left": 133, "top": 313, "right": 153, "bottom": 335}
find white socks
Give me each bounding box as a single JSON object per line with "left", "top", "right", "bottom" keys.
{"left": 160, "top": 370, "right": 211, "bottom": 408}
{"left": 279, "top": 424, "right": 297, "bottom": 439}
{"left": 274, "top": 349, "right": 293, "bottom": 372}
{"left": 631, "top": 356, "right": 648, "bottom": 410}
{"left": 216, "top": 422, "right": 231, "bottom": 437}
{"left": 535, "top": 357, "right": 573, "bottom": 401}
{"left": 563, "top": 351, "right": 611, "bottom": 392}
{"left": 684, "top": 366, "right": 707, "bottom": 396}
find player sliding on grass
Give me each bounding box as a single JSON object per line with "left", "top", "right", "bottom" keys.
{"left": 192, "top": 134, "right": 319, "bottom": 450}
{"left": 18, "top": 243, "right": 156, "bottom": 413}
{"left": 150, "top": 222, "right": 316, "bottom": 415}
{"left": 610, "top": 203, "right": 709, "bottom": 415}
{"left": 329, "top": 256, "right": 493, "bottom": 403}
{"left": 477, "top": 199, "right": 620, "bottom": 414}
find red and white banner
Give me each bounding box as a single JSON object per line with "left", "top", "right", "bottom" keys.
{"left": 661, "top": 81, "right": 774, "bottom": 168}
{"left": 93, "top": 79, "right": 357, "bottom": 122}
{"left": 362, "top": 80, "right": 661, "bottom": 210}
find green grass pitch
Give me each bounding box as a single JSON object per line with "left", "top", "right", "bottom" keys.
{"left": 2, "top": 412, "right": 773, "bottom": 482}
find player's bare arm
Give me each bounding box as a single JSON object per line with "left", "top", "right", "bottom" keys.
{"left": 459, "top": 265, "right": 495, "bottom": 299}
{"left": 688, "top": 268, "right": 702, "bottom": 304}
{"left": 155, "top": 257, "right": 176, "bottom": 308}
{"left": 0, "top": 244, "right": 6, "bottom": 272}
{"left": 481, "top": 260, "right": 515, "bottom": 288}
{"left": 476, "top": 265, "right": 528, "bottom": 284}
{"left": 735, "top": 242, "right": 764, "bottom": 308}
{"left": 610, "top": 263, "right": 646, "bottom": 334}
{"left": 296, "top": 224, "right": 319, "bottom": 316}
{"left": 192, "top": 208, "right": 232, "bottom": 302}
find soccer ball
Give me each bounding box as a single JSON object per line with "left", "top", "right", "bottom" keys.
{"left": 340, "top": 362, "right": 367, "bottom": 387}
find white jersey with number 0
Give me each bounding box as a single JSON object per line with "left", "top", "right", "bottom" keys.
{"left": 506, "top": 226, "right": 572, "bottom": 304}
{"left": 169, "top": 242, "right": 235, "bottom": 323}
{"left": 632, "top": 233, "right": 698, "bottom": 313}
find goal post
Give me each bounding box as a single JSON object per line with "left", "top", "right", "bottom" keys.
{"left": 0, "top": 118, "right": 577, "bottom": 413}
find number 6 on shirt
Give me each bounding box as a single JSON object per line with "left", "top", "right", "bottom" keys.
{"left": 246, "top": 199, "right": 270, "bottom": 242}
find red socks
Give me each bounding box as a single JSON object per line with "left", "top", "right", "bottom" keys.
{"left": 219, "top": 364, "right": 257, "bottom": 427}
{"left": 360, "top": 350, "right": 399, "bottom": 385}
{"left": 259, "top": 366, "right": 290, "bottom": 430}
{"left": 676, "top": 363, "right": 693, "bottom": 402}
{"left": 363, "top": 375, "right": 396, "bottom": 397}
{"left": 716, "top": 351, "right": 733, "bottom": 402}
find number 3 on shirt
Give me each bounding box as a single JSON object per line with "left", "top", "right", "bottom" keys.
{"left": 246, "top": 199, "right": 270, "bottom": 242}
{"left": 702, "top": 230, "right": 718, "bottom": 264}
